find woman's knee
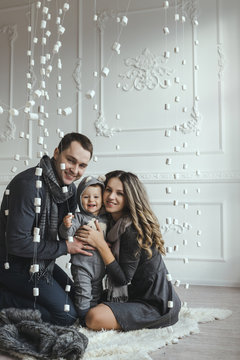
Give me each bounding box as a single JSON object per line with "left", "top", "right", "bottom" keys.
{"left": 85, "top": 304, "right": 121, "bottom": 331}
{"left": 85, "top": 306, "right": 102, "bottom": 330}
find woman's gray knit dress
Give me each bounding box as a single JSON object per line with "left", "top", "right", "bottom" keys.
{"left": 103, "top": 224, "right": 181, "bottom": 331}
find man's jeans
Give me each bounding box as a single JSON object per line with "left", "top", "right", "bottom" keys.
{"left": 0, "top": 259, "right": 77, "bottom": 326}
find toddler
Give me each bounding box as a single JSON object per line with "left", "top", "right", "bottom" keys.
{"left": 59, "top": 175, "right": 108, "bottom": 324}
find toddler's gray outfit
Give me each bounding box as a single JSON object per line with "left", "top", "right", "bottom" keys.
{"left": 59, "top": 176, "right": 108, "bottom": 318}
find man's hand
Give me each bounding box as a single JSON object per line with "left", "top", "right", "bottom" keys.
{"left": 66, "top": 236, "right": 95, "bottom": 256}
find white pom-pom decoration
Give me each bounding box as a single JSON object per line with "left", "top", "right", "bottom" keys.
{"left": 98, "top": 175, "right": 106, "bottom": 182}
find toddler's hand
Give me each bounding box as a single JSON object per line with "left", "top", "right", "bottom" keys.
{"left": 63, "top": 213, "right": 74, "bottom": 228}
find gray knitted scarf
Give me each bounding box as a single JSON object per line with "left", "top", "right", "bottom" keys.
{"left": 37, "top": 156, "right": 75, "bottom": 279}
{"left": 106, "top": 215, "right": 132, "bottom": 302}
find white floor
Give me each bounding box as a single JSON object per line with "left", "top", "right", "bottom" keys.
{"left": 0, "top": 285, "right": 239, "bottom": 360}
{"left": 150, "top": 285, "right": 240, "bottom": 360}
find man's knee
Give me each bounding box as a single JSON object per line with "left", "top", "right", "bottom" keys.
{"left": 52, "top": 308, "right": 78, "bottom": 326}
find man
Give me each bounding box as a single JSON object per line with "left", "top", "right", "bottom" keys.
{"left": 0, "top": 132, "right": 93, "bottom": 326}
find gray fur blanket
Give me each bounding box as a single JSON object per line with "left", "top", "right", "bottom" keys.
{"left": 0, "top": 308, "right": 88, "bottom": 359}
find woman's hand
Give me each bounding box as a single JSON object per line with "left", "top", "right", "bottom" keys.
{"left": 75, "top": 221, "right": 115, "bottom": 265}
{"left": 75, "top": 221, "right": 104, "bottom": 249}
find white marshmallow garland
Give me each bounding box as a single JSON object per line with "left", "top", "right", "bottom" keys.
{"left": 0, "top": 2, "right": 76, "bottom": 313}
{"left": 2, "top": 0, "right": 203, "bottom": 312}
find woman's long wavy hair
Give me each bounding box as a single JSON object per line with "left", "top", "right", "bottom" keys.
{"left": 105, "top": 170, "right": 165, "bottom": 257}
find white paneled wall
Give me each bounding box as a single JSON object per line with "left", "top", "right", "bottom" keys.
{"left": 0, "top": 0, "right": 239, "bottom": 286}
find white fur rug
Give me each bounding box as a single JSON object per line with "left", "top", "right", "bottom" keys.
{"left": 80, "top": 306, "right": 232, "bottom": 360}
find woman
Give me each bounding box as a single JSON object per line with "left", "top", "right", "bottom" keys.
{"left": 77, "top": 170, "right": 181, "bottom": 331}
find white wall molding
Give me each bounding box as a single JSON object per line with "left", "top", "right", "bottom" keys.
{"left": 119, "top": 47, "right": 174, "bottom": 92}
{"left": 137, "top": 171, "right": 240, "bottom": 183}
{"left": 2, "top": 170, "right": 239, "bottom": 185}
{"left": 95, "top": 113, "right": 121, "bottom": 137}
{"left": 152, "top": 201, "right": 225, "bottom": 262}
{"left": 166, "top": 256, "right": 225, "bottom": 263}
{"left": 73, "top": 57, "right": 82, "bottom": 92}
{"left": 0, "top": 4, "right": 34, "bottom": 160}
{"left": 90, "top": 0, "right": 224, "bottom": 163}
{"left": 87, "top": 171, "right": 240, "bottom": 183}
{"left": 216, "top": 0, "right": 224, "bottom": 152}
{"left": 94, "top": 2, "right": 203, "bottom": 138}
{"left": 216, "top": 0, "right": 225, "bottom": 82}
{"left": 217, "top": 43, "right": 225, "bottom": 81}
{"left": 76, "top": 0, "right": 83, "bottom": 133}
{"left": 0, "top": 24, "right": 18, "bottom": 142}
{"left": 94, "top": 7, "right": 122, "bottom": 138}
{"left": 161, "top": 222, "right": 189, "bottom": 235}
{"left": 178, "top": 279, "right": 240, "bottom": 287}
{"left": 178, "top": 0, "right": 199, "bottom": 23}
{"left": 93, "top": 149, "right": 224, "bottom": 157}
